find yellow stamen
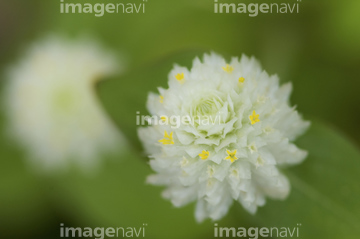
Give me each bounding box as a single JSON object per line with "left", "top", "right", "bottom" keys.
{"left": 225, "top": 149, "right": 238, "bottom": 163}
{"left": 199, "top": 150, "right": 210, "bottom": 160}
{"left": 222, "top": 64, "right": 234, "bottom": 73}
{"left": 239, "top": 77, "right": 245, "bottom": 83}
{"left": 159, "top": 95, "right": 164, "bottom": 103}
{"left": 160, "top": 116, "right": 167, "bottom": 122}
{"left": 158, "top": 130, "right": 174, "bottom": 145}
{"left": 175, "top": 73, "right": 184, "bottom": 81}
{"left": 249, "top": 110, "right": 260, "bottom": 125}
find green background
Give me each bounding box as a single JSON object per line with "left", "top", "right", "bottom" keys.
{"left": 0, "top": 0, "right": 359, "bottom": 238}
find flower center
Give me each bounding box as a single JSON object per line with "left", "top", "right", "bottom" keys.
{"left": 191, "top": 95, "right": 224, "bottom": 119}
{"left": 196, "top": 99, "right": 218, "bottom": 115}
{"left": 53, "top": 87, "right": 77, "bottom": 113}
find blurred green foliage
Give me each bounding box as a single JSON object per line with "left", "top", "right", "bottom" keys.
{"left": 0, "top": 0, "right": 360, "bottom": 238}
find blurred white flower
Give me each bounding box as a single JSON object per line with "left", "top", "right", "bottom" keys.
{"left": 4, "top": 35, "right": 125, "bottom": 171}
{"left": 138, "top": 53, "right": 310, "bottom": 222}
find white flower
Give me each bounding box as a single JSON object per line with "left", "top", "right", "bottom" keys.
{"left": 4, "top": 35, "right": 125, "bottom": 171}
{"left": 138, "top": 53, "right": 310, "bottom": 222}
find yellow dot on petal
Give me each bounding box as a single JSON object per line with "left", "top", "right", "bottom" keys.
{"left": 249, "top": 110, "right": 260, "bottom": 125}
{"left": 158, "top": 130, "right": 174, "bottom": 145}
{"left": 159, "top": 95, "right": 164, "bottom": 103}
{"left": 175, "top": 73, "right": 184, "bottom": 81}
{"left": 225, "top": 149, "right": 238, "bottom": 163}
{"left": 222, "top": 64, "right": 234, "bottom": 73}
{"left": 199, "top": 150, "right": 210, "bottom": 160}
{"left": 239, "top": 77, "right": 245, "bottom": 83}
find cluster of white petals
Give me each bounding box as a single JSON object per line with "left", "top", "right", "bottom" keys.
{"left": 4, "top": 35, "right": 124, "bottom": 171}
{"left": 138, "top": 53, "right": 309, "bottom": 222}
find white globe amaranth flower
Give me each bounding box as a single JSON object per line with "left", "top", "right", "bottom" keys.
{"left": 4, "top": 35, "right": 125, "bottom": 171}
{"left": 138, "top": 53, "right": 310, "bottom": 222}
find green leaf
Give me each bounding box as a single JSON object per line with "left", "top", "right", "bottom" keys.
{"left": 233, "top": 119, "right": 360, "bottom": 239}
